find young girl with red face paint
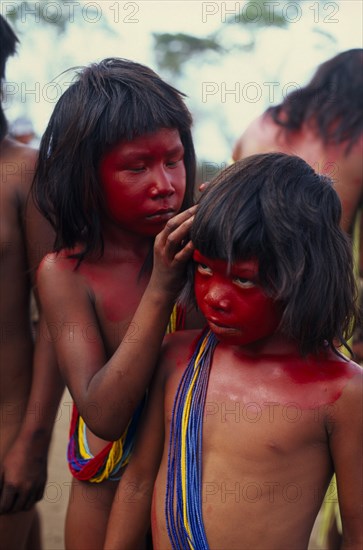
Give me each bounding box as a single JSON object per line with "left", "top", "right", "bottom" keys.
{"left": 32, "top": 58, "right": 202, "bottom": 549}
{"left": 104, "top": 153, "right": 363, "bottom": 550}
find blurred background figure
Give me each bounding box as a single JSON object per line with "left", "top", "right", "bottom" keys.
{"left": 0, "top": 14, "right": 41, "bottom": 550}
{"left": 8, "top": 115, "right": 42, "bottom": 336}
{"left": 232, "top": 49, "right": 363, "bottom": 362}
{"left": 9, "top": 115, "right": 38, "bottom": 147}
{"left": 0, "top": 14, "right": 61, "bottom": 550}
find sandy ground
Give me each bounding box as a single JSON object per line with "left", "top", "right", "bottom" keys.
{"left": 38, "top": 391, "right": 328, "bottom": 550}
{"left": 38, "top": 390, "right": 71, "bottom": 550}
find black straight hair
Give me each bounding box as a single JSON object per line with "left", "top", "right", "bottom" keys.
{"left": 267, "top": 49, "right": 363, "bottom": 154}
{"left": 0, "top": 15, "right": 19, "bottom": 141}
{"left": 190, "top": 153, "right": 357, "bottom": 356}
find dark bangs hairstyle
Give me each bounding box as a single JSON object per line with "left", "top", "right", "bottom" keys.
{"left": 190, "top": 153, "right": 357, "bottom": 356}
{"left": 32, "top": 57, "right": 196, "bottom": 262}
{"left": 267, "top": 49, "right": 363, "bottom": 153}
{"left": 0, "top": 15, "right": 19, "bottom": 141}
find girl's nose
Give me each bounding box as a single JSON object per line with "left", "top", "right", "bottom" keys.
{"left": 148, "top": 168, "right": 174, "bottom": 198}
{"left": 204, "top": 285, "right": 231, "bottom": 312}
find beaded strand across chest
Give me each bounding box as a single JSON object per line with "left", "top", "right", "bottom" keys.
{"left": 165, "top": 329, "right": 219, "bottom": 550}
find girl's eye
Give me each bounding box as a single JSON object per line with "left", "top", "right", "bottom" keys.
{"left": 196, "top": 263, "right": 213, "bottom": 276}
{"left": 233, "top": 277, "right": 256, "bottom": 289}
{"left": 166, "top": 159, "right": 182, "bottom": 168}
{"left": 127, "top": 166, "right": 145, "bottom": 173}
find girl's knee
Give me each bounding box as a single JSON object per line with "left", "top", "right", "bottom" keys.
{"left": 65, "top": 480, "right": 117, "bottom": 550}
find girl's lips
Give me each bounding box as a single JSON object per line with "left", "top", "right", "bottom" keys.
{"left": 207, "top": 318, "right": 238, "bottom": 331}
{"left": 146, "top": 209, "right": 175, "bottom": 221}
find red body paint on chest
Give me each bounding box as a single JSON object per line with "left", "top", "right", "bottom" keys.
{"left": 227, "top": 350, "right": 356, "bottom": 409}
{"left": 283, "top": 355, "right": 354, "bottom": 406}
{"left": 91, "top": 267, "right": 145, "bottom": 323}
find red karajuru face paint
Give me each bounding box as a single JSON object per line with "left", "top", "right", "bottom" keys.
{"left": 99, "top": 128, "right": 186, "bottom": 236}
{"left": 193, "top": 250, "right": 282, "bottom": 347}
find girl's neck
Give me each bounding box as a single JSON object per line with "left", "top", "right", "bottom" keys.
{"left": 101, "top": 219, "right": 154, "bottom": 261}
{"left": 231, "top": 331, "right": 300, "bottom": 359}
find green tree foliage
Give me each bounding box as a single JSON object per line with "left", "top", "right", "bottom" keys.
{"left": 153, "top": 0, "right": 333, "bottom": 75}
{"left": 154, "top": 33, "right": 224, "bottom": 74}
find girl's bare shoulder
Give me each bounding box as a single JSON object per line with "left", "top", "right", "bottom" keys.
{"left": 36, "top": 249, "right": 87, "bottom": 294}
{"left": 38, "top": 249, "right": 78, "bottom": 274}
{"left": 160, "top": 329, "right": 206, "bottom": 372}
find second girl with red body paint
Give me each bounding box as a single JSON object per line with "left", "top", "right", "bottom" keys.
{"left": 104, "top": 153, "right": 362, "bottom": 550}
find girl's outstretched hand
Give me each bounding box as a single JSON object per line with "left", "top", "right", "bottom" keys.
{"left": 150, "top": 206, "right": 196, "bottom": 297}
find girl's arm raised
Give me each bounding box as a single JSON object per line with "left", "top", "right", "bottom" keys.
{"left": 37, "top": 208, "right": 195, "bottom": 441}
{"left": 103, "top": 353, "right": 166, "bottom": 550}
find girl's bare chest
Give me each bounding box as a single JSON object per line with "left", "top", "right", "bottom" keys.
{"left": 80, "top": 262, "right": 149, "bottom": 348}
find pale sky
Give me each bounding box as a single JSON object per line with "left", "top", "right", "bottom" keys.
{"left": 3, "top": 0, "right": 363, "bottom": 162}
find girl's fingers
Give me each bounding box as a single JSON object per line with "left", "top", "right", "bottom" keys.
{"left": 164, "top": 216, "right": 194, "bottom": 257}
{"left": 173, "top": 239, "right": 195, "bottom": 263}
{"left": 156, "top": 206, "right": 196, "bottom": 248}
{"left": 164, "top": 206, "right": 196, "bottom": 233}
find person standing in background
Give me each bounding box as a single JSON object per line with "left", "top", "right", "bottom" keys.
{"left": 0, "top": 15, "right": 63, "bottom": 550}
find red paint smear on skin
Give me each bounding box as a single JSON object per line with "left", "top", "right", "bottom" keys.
{"left": 174, "top": 332, "right": 204, "bottom": 370}
{"left": 286, "top": 356, "right": 348, "bottom": 383}
{"left": 281, "top": 356, "right": 355, "bottom": 407}
{"left": 280, "top": 370, "right": 351, "bottom": 408}
{"left": 53, "top": 253, "right": 144, "bottom": 323}
{"left": 83, "top": 265, "right": 142, "bottom": 323}
{"left": 216, "top": 347, "right": 356, "bottom": 409}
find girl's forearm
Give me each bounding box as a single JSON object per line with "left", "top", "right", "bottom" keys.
{"left": 81, "top": 285, "right": 174, "bottom": 440}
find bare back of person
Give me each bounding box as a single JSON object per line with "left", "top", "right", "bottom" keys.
{"left": 0, "top": 138, "right": 35, "bottom": 424}
{"left": 0, "top": 137, "right": 41, "bottom": 549}
{"left": 232, "top": 113, "right": 363, "bottom": 234}
{"left": 0, "top": 138, "right": 37, "bottom": 417}
{"left": 152, "top": 329, "right": 361, "bottom": 550}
